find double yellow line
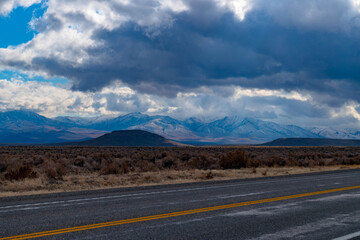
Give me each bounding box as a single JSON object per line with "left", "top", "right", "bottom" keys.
{"left": 2, "top": 185, "right": 360, "bottom": 240}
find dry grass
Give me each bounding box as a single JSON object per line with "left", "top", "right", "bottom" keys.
{"left": 1, "top": 146, "right": 360, "bottom": 197}
{"left": 1, "top": 165, "right": 358, "bottom": 198}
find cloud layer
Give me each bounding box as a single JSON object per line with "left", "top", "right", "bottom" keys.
{"left": 1, "top": 1, "right": 359, "bottom": 95}
{"left": 1, "top": 0, "right": 360, "bottom": 127}
{"left": 1, "top": 78, "right": 360, "bottom": 129}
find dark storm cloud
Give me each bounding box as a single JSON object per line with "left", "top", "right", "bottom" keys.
{"left": 226, "top": 72, "right": 360, "bottom": 107}
{"left": 5, "top": 0, "right": 360, "bottom": 105}
{"left": 268, "top": 97, "right": 331, "bottom": 118}
{"left": 29, "top": 6, "right": 278, "bottom": 94}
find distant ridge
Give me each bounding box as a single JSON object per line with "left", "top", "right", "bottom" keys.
{"left": 2, "top": 110, "right": 360, "bottom": 145}
{"left": 55, "top": 130, "right": 183, "bottom": 147}
{"left": 260, "top": 138, "right": 360, "bottom": 147}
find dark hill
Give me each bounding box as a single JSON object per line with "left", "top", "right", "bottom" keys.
{"left": 56, "top": 130, "right": 182, "bottom": 147}
{"left": 260, "top": 138, "right": 360, "bottom": 147}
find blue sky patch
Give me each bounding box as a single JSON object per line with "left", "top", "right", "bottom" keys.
{"left": 0, "top": 3, "right": 45, "bottom": 48}
{"left": 0, "top": 70, "right": 69, "bottom": 85}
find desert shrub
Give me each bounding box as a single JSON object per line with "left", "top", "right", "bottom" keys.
{"left": 0, "top": 163, "right": 7, "bottom": 173}
{"left": 85, "top": 159, "right": 101, "bottom": 171}
{"left": 45, "top": 168, "right": 59, "bottom": 181}
{"left": 74, "top": 156, "right": 85, "bottom": 167}
{"left": 157, "top": 152, "right": 167, "bottom": 159}
{"left": 341, "top": 158, "right": 360, "bottom": 165}
{"left": 266, "top": 156, "right": 286, "bottom": 167}
{"left": 33, "top": 155, "right": 44, "bottom": 166}
{"left": 199, "top": 171, "right": 213, "bottom": 180}
{"left": 314, "top": 157, "right": 326, "bottom": 166}
{"left": 43, "top": 161, "right": 66, "bottom": 181}
{"left": 4, "top": 164, "right": 37, "bottom": 181}
{"left": 162, "top": 157, "right": 174, "bottom": 169}
{"left": 91, "top": 153, "right": 108, "bottom": 165}
{"left": 99, "top": 158, "right": 130, "bottom": 175}
{"left": 121, "top": 159, "right": 131, "bottom": 173}
{"left": 180, "top": 153, "right": 191, "bottom": 162}
{"left": 219, "top": 149, "right": 248, "bottom": 169}
{"left": 308, "top": 159, "right": 316, "bottom": 167}
{"left": 142, "top": 155, "right": 156, "bottom": 163}
{"left": 188, "top": 155, "right": 212, "bottom": 169}
{"left": 297, "top": 157, "right": 309, "bottom": 167}
{"left": 247, "top": 158, "right": 261, "bottom": 168}
{"left": 1, "top": 146, "right": 360, "bottom": 183}
{"left": 99, "top": 162, "right": 122, "bottom": 175}
{"left": 136, "top": 160, "right": 158, "bottom": 172}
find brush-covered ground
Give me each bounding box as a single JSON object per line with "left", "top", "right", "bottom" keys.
{"left": 1, "top": 146, "right": 360, "bottom": 197}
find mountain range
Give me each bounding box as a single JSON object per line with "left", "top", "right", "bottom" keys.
{"left": 0, "top": 110, "right": 359, "bottom": 145}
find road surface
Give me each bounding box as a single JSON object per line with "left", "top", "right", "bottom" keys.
{"left": 1, "top": 169, "right": 360, "bottom": 239}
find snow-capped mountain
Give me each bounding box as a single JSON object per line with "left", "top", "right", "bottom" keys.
{"left": 0, "top": 110, "right": 357, "bottom": 145}
{"left": 77, "top": 113, "right": 322, "bottom": 144}
{"left": 310, "top": 127, "right": 360, "bottom": 140}
{"left": 206, "top": 117, "right": 320, "bottom": 143}
{"left": 53, "top": 115, "right": 112, "bottom": 126}
{"left": 89, "top": 113, "right": 200, "bottom": 142}
{"left": 0, "top": 110, "right": 107, "bottom": 143}
{"left": 0, "top": 110, "right": 59, "bottom": 131}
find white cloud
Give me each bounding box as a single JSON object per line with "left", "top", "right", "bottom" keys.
{"left": 0, "top": 79, "right": 94, "bottom": 117}
{"left": 216, "top": 0, "right": 253, "bottom": 21}
{"left": 351, "top": 0, "right": 360, "bottom": 11}
{"left": 331, "top": 102, "right": 360, "bottom": 121}
{"left": 0, "top": 0, "right": 41, "bottom": 16}
{"left": 1, "top": 27, "right": 96, "bottom": 67}
{"left": 233, "top": 88, "right": 310, "bottom": 102}
{"left": 0, "top": 78, "right": 359, "bottom": 128}
{"left": 0, "top": 78, "right": 168, "bottom": 117}
{"left": 100, "top": 83, "right": 135, "bottom": 96}
{"left": 0, "top": 0, "right": 191, "bottom": 77}
{"left": 159, "top": 0, "right": 188, "bottom": 12}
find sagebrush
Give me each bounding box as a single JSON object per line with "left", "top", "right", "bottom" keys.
{"left": 0, "top": 146, "right": 359, "bottom": 183}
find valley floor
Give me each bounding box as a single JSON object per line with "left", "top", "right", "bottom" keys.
{"left": 1, "top": 146, "right": 360, "bottom": 197}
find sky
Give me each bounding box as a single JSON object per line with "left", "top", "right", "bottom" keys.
{"left": 1, "top": 0, "right": 360, "bottom": 129}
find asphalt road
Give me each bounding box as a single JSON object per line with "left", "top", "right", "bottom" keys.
{"left": 1, "top": 169, "right": 360, "bottom": 240}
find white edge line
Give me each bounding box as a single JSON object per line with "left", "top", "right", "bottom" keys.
{"left": 332, "top": 231, "right": 360, "bottom": 240}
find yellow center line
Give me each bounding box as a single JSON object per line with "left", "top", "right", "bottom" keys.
{"left": 2, "top": 185, "right": 360, "bottom": 240}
